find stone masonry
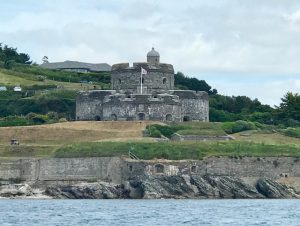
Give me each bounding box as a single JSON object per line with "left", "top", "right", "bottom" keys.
{"left": 76, "top": 48, "right": 209, "bottom": 122}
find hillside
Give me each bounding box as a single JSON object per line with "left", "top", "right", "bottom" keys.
{"left": 0, "top": 121, "right": 300, "bottom": 159}
{"left": 0, "top": 68, "right": 103, "bottom": 90}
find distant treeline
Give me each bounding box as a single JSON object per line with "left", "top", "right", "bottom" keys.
{"left": 0, "top": 43, "right": 32, "bottom": 68}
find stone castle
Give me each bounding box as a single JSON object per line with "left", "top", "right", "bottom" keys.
{"left": 76, "top": 48, "right": 209, "bottom": 122}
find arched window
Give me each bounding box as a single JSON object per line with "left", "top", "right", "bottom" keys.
{"left": 138, "top": 113, "right": 145, "bottom": 120}
{"left": 141, "top": 78, "right": 144, "bottom": 84}
{"left": 163, "top": 78, "right": 167, "bottom": 84}
{"left": 166, "top": 114, "right": 172, "bottom": 121}
{"left": 111, "top": 114, "right": 117, "bottom": 121}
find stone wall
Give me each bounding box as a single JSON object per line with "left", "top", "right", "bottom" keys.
{"left": 171, "top": 134, "right": 234, "bottom": 141}
{"left": 102, "top": 93, "right": 182, "bottom": 121}
{"left": 1, "top": 157, "right": 300, "bottom": 190}
{"left": 0, "top": 157, "right": 122, "bottom": 184}
{"left": 111, "top": 62, "right": 174, "bottom": 94}
{"left": 170, "top": 90, "right": 209, "bottom": 121}
{"left": 76, "top": 90, "right": 116, "bottom": 121}
{"left": 76, "top": 90, "right": 209, "bottom": 122}
{"left": 122, "top": 157, "right": 300, "bottom": 182}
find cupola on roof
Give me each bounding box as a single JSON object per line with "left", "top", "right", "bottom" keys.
{"left": 147, "top": 47, "right": 160, "bottom": 57}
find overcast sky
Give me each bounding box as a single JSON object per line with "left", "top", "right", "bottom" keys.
{"left": 1, "top": 0, "right": 300, "bottom": 106}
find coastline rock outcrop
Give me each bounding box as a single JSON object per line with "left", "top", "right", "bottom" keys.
{"left": 256, "top": 178, "right": 299, "bottom": 198}
{"left": 129, "top": 175, "right": 264, "bottom": 199}
{"left": 45, "top": 182, "right": 130, "bottom": 199}
{"left": 1, "top": 176, "right": 299, "bottom": 199}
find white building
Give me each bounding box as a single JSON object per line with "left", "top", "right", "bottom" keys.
{"left": 0, "top": 86, "right": 7, "bottom": 91}
{"left": 13, "top": 86, "right": 22, "bottom": 92}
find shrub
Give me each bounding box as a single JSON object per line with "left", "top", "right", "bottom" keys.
{"left": 222, "top": 120, "right": 256, "bottom": 134}
{"left": 280, "top": 127, "right": 300, "bottom": 138}
{"left": 26, "top": 112, "right": 48, "bottom": 124}
{"left": 152, "top": 125, "right": 177, "bottom": 138}
{"left": 59, "top": 118, "right": 68, "bottom": 122}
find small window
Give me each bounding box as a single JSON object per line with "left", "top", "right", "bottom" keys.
{"left": 141, "top": 78, "right": 144, "bottom": 84}
{"left": 118, "top": 79, "right": 121, "bottom": 84}
{"left": 163, "top": 78, "right": 167, "bottom": 84}
{"left": 191, "top": 165, "right": 197, "bottom": 173}
{"left": 129, "top": 165, "right": 133, "bottom": 172}
{"left": 155, "top": 164, "right": 164, "bottom": 173}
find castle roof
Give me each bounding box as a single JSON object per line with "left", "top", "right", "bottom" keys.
{"left": 147, "top": 47, "right": 160, "bottom": 57}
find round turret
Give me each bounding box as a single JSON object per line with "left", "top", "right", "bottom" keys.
{"left": 147, "top": 47, "right": 160, "bottom": 64}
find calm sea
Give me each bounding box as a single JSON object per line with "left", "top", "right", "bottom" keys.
{"left": 0, "top": 199, "right": 299, "bottom": 226}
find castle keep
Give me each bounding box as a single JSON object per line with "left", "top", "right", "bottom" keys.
{"left": 76, "top": 48, "right": 209, "bottom": 122}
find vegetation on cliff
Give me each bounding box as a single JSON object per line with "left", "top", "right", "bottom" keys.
{"left": 53, "top": 141, "right": 300, "bottom": 159}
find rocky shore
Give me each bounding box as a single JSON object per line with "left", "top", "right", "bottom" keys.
{"left": 1, "top": 175, "right": 299, "bottom": 199}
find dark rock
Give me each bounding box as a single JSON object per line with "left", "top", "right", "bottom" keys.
{"left": 202, "top": 176, "right": 264, "bottom": 199}
{"left": 130, "top": 175, "right": 264, "bottom": 199}
{"left": 256, "top": 178, "right": 298, "bottom": 198}
{"left": 45, "top": 182, "right": 130, "bottom": 199}
{"left": 130, "top": 175, "right": 195, "bottom": 199}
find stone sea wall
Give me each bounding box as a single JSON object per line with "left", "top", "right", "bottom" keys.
{"left": 1, "top": 156, "right": 300, "bottom": 198}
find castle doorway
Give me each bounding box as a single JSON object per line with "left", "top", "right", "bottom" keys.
{"left": 183, "top": 116, "right": 190, "bottom": 122}
{"left": 166, "top": 114, "right": 172, "bottom": 121}
{"left": 95, "top": 115, "right": 101, "bottom": 121}
{"left": 110, "top": 114, "right": 117, "bottom": 121}
{"left": 138, "top": 113, "right": 145, "bottom": 120}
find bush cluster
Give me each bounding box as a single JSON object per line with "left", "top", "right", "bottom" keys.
{"left": 221, "top": 120, "right": 256, "bottom": 134}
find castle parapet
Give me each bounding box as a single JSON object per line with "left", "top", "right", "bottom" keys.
{"left": 111, "top": 63, "right": 130, "bottom": 71}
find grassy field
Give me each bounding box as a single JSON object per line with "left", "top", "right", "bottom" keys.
{"left": 0, "top": 121, "right": 299, "bottom": 159}
{"left": 0, "top": 121, "right": 155, "bottom": 145}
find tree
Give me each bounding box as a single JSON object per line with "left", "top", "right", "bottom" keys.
{"left": 18, "top": 53, "right": 32, "bottom": 64}
{"left": 0, "top": 43, "right": 32, "bottom": 67}
{"left": 276, "top": 92, "right": 300, "bottom": 122}
{"left": 174, "top": 71, "right": 217, "bottom": 94}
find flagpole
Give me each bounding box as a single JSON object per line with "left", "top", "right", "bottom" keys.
{"left": 141, "top": 68, "right": 143, "bottom": 94}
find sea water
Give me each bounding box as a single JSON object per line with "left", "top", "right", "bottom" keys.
{"left": 0, "top": 199, "right": 299, "bottom": 226}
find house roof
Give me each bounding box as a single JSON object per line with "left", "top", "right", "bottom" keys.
{"left": 40, "top": 60, "right": 111, "bottom": 72}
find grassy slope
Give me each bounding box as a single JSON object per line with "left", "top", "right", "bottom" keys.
{"left": 0, "top": 70, "right": 97, "bottom": 90}
{"left": 54, "top": 141, "right": 300, "bottom": 159}
{"left": 0, "top": 121, "right": 299, "bottom": 159}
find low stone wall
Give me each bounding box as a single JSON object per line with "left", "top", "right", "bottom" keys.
{"left": 171, "top": 133, "right": 234, "bottom": 141}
